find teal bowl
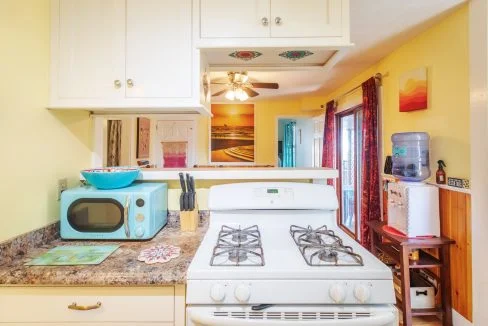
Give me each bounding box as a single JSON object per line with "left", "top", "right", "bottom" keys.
{"left": 81, "top": 168, "right": 140, "bottom": 189}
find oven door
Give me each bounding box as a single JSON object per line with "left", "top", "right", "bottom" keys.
{"left": 187, "top": 306, "right": 398, "bottom": 326}
{"left": 61, "top": 194, "right": 132, "bottom": 239}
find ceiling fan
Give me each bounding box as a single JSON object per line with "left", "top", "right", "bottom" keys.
{"left": 211, "top": 72, "right": 279, "bottom": 101}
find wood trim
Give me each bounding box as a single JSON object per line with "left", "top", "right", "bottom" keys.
{"left": 439, "top": 188, "right": 472, "bottom": 321}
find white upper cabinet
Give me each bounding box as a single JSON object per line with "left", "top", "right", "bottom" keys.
{"left": 195, "top": 0, "right": 350, "bottom": 48}
{"left": 270, "top": 0, "right": 343, "bottom": 38}
{"left": 56, "top": 0, "right": 125, "bottom": 100}
{"left": 200, "top": 0, "right": 270, "bottom": 38}
{"left": 50, "top": 0, "right": 210, "bottom": 114}
{"left": 126, "top": 0, "right": 192, "bottom": 99}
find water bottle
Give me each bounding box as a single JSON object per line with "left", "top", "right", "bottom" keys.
{"left": 391, "top": 132, "right": 431, "bottom": 182}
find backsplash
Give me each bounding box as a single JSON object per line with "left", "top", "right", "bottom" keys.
{"left": 0, "top": 222, "right": 59, "bottom": 266}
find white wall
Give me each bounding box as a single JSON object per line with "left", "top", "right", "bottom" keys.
{"left": 470, "top": 0, "right": 488, "bottom": 325}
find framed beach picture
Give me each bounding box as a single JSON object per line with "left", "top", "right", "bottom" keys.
{"left": 399, "top": 67, "right": 428, "bottom": 112}
{"left": 210, "top": 104, "right": 255, "bottom": 163}
{"left": 136, "top": 117, "right": 150, "bottom": 159}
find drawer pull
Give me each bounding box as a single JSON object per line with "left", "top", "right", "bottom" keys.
{"left": 68, "top": 302, "right": 102, "bottom": 311}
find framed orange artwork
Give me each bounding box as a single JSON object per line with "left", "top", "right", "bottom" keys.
{"left": 399, "top": 67, "right": 428, "bottom": 112}
{"left": 210, "top": 104, "right": 255, "bottom": 163}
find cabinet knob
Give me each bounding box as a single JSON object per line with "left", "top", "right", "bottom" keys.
{"left": 127, "top": 79, "right": 134, "bottom": 88}
{"left": 114, "top": 80, "right": 121, "bottom": 89}
{"left": 261, "top": 17, "right": 269, "bottom": 26}
{"left": 275, "top": 17, "right": 282, "bottom": 25}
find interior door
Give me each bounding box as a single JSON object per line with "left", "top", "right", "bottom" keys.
{"left": 57, "top": 0, "right": 125, "bottom": 99}
{"left": 270, "top": 0, "right": 343, "bottom": 37}
{"left": 200, "top": 0, "right": 270, "bottom": 38}
{"left": 125, "top": 0, "right": 192, "bottom": 98}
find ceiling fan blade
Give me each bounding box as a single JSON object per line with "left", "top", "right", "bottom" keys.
{"left": 212, "top": 89, "right": 227, "bottom": 97}
{"left": 243, "top": 87, "right": 259, "bottom": 97}
{"left": 251, "top": 82, "right": 279, "bottom": 89}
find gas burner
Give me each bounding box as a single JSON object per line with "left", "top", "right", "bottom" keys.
{"left": 290, "top": 225, "right": 363, "bottom": 266}
{"left": 318, "top": 249, "right": 338, "bottom": 262}
{"left": 229, "top": 249, "right": 248, "bottom": 262}
{"left": 210, "top": 225, "right": 265, "bottom": 266}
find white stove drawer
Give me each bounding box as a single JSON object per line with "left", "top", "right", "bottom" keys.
{"left": 187, "top": 306, "right": 399, "bottom": 326}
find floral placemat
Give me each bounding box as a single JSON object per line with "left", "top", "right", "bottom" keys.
{"left": 138, "top": 244, "right": 181, "bottom": 264}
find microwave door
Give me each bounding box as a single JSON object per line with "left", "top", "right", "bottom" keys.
{"left": 66, "top": 195, "right": 131, "bottom": 238}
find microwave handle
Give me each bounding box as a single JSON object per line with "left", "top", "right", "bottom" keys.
{"left": 124, "top": 196, "right": 131, "bottom": 238}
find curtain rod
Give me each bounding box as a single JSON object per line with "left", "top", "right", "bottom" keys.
{"left": 321, "top": 73, "right": 384, "bottom": 108}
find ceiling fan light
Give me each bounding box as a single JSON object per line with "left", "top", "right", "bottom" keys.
{"left": 236, "top": 88, "right": 249, "bottom": 101}
{"left": 225, "top": 89, "right": 236, "bottom": 101}
{"left": 241, "top": 74, "right": 249, "bottom": 83}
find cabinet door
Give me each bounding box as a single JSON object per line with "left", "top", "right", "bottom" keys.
{"left": 270, "top": 0, "right": 343, "bottom": 37}
{"left": 56, "top": 0, "right": 125, "bottom": 99}
{"left": 125, "top": 0, "right": 192, "bottom": 99}
{"left": 200, "top": 0, "right": 270, "bottom": 38}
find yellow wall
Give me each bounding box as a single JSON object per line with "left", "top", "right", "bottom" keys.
{"left": 0, "top": 0, "right": 92, "bottom": 242}
{"left": 319, "top": 5, "right": 470, "bottom": 180}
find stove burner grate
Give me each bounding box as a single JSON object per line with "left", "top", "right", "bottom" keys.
{"left": 290, "top": 225, "right": 363, "bottom": 266}
{"left": 210, "top": 225, "right": 265, "bottom": 267}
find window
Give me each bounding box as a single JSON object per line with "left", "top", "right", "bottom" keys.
{"left": 336, "top": 106, "right": 363, "bottom": 240}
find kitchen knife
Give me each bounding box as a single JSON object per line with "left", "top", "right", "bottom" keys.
{"left": 190, "top": 176, "right": 196, "bottom": 210}
{"left": 186, "top": 173, "right": 194, "bottom": 210}
{"left": 178, "top": 172, "right": 187, "bottom": 193}
{"left": 179, "top": 192, "right": 185, "bottom": 211}
{"left": 179, "top": 172, "right": 187, "bottom": 211}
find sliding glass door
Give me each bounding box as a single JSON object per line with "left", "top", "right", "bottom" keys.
{"left": 337, "top": 107, "right": 363, "bottom": 240}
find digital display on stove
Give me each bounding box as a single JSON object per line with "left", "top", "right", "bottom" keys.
{"left": 267, "top": 188, "right": 279, "bottom": 194}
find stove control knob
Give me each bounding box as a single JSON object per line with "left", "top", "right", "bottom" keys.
{"left": 210, "top": 284, "right": 226, "bottom": 302}
{"left": 234, "top": 284, "right": 251, "bottom": 303}
{"left": 354, "top": 284, "right": 371, "bottom": 303}
{"left": 329, "top": 284, "right": 346, "bottom": 303}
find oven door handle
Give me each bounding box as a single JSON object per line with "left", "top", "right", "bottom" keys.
{"left": 124, "top": 195, "right": 130, "bottom": 238}
{"left": 189, "top": 311, "right": 397, "bottom": 326}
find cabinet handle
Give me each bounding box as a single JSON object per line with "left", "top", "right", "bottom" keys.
{"left": 127, "top": 79, "right": 134, "bottom": 88}
{"left": 261, "top": 17, "right": 269, "bottom": 26}
{"left": 114, "top": 80, "right": 121, "bottom": 89}
{"left": 275, "top": 17, "right": 282, "bottom": 25}
{"left": 68, "top": 302, "right": 102, "bottom": 311}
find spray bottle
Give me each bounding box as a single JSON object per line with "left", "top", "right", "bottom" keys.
{"left": 436, "top": 160, "right": 446, "bottom": 184}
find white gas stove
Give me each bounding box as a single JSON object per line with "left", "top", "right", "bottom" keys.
{"left": 186, "top": 182, "right": 398, "bottom": 326}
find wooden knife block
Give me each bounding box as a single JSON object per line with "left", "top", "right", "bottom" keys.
{"left": 180, "top": 196, "right": 198, "bottom": 232}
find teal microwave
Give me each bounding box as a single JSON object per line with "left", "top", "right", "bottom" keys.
{"left": 60, "top": 183, "right": 167, "bottom": 240}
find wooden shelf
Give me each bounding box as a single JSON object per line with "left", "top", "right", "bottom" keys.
{"left": 369, "top": 221, "right": 454, "bottom": 326}
{"left": 409, "top": 251, "right": 442, "bottom": 269}
{"left": 411, "top": 307, "right": 443, "bottom": 316}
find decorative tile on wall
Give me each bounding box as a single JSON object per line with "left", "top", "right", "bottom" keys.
{"left": 279, "top": 50, "right": 314, "bottom": 61}
{"left": 229, "top": 51, "right": 262, "bottom": 61}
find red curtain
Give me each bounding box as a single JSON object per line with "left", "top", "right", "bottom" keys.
{"left": 321, "top": 100, "right": 336, "bottom": 186}
{"left": 360, "top": 77, "right": 381, "bottom": 249}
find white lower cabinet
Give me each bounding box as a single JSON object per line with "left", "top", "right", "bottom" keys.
{"left": 0, "top": 286, "right": 186, "bottom": 326}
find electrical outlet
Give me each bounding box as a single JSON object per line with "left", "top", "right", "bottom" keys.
{"left": 58, "top": 178, "right": 68, "bottom": 201}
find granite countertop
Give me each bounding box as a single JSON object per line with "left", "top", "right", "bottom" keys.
{"left": 0, "top": 224, "right": 207, "bottom": 286}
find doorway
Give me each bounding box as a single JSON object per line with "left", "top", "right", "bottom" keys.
{"left": 277, "top": 118, "right": 314, "bottom": 168}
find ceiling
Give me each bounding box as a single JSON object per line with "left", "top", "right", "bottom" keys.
{"left": 210, "top": 0, "right": 467, "bottom": 102}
